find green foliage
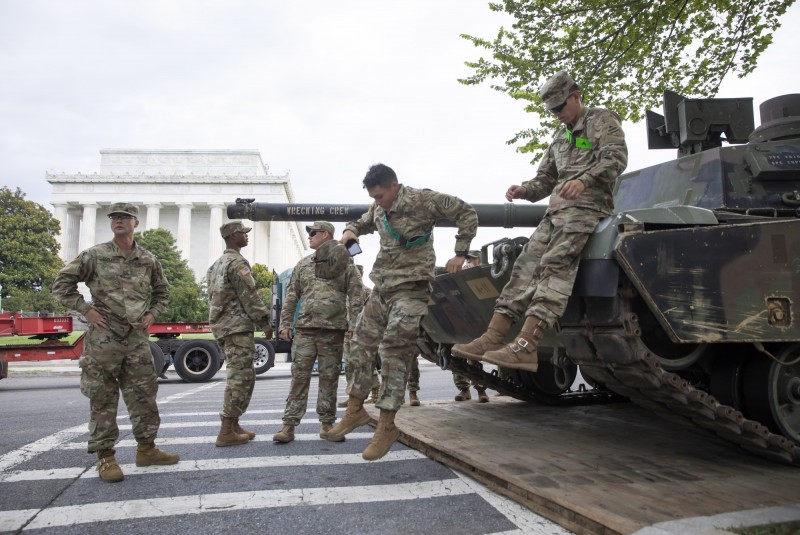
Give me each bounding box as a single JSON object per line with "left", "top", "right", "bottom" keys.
{"left": 252, "top": 263, "right": 274, "bottom": 312}
{"left": 0, "top": 187, "right": 64, "bottom": 311}
{"left": 134, "top": 227, "right": 208, "bottom": 322}
{"left": 461, "top": 0, "right": 794, "bottom": 160}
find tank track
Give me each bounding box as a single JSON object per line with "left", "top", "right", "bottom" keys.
{"left": 562, "top": 316, "right": 800, "bottom": 466}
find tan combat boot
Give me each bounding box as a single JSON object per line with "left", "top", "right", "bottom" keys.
{"left": 216, "top": 415, "right": 250, "bottom": 447}
{"left": 97, "top": 449, "right": 124, "bottom": 483}
{"left": 476, "top": 387, "right": 490, "bottom": 403}
{"left": 451, "top": 313, "right": 513, "bottom": 359}
{"left": 320, "top": 422, "right": 344, "bottom": 442}
{"left": 364, "top": 386, "right": 379, "bottom": 404}
{"left": 337, "top": 399, "right": 349, "bottom": 408}
{"left": 232, "top": 417, "right": 256, "bottom": 440}
{"left": 481, "top": 315, "right": 546, "bottom": 372}
{"left": 272, "top": 424, "right": 295, "bottom": 443}
{"left": 454, "top": 388, "right": 471, "bottom": 401}
{"left": 135, "top": 442, "right": 180, "bottom": 466}
{"left": 362, "top": 409, "right": 399, "bottom": 461}
{"left": 325, "top": 396, "right": 370, "bottom": 441}
{"left": 409, "top": 391, "right": 420, "bottom": 407}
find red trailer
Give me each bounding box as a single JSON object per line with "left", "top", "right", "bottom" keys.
{"left": 0, "top": 312, "right": 275, "bottom": 382}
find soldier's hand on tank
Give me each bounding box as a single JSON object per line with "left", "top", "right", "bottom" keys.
{"left": 279, "top": 328, "right": 293, "bottom": 341}
{"left": 560, "top": 179, "right": 586, "bottom": 200}
{"left": 445, "top": 256, "right": 464, "bottom": 274}
{"left": 505, "top": 185, "right": 526, "bottom": 201}
{"left": 85, "top": 308, "right": 107, "bottom": 329}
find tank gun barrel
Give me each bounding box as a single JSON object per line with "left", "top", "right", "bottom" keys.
{"left": 228, "top": 199, "right": 546, "bottom": 228}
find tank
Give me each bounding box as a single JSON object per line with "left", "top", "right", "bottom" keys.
{"left": 228, "top": 91, "right": 800, "bottom": 465}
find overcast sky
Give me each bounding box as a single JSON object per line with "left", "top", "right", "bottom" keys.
{"left": 2, "top": 1, "right": 799, "bottom": 276}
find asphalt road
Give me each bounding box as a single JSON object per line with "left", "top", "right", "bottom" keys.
{"left": 0, "top": 359, "right": 570, "bottom": 535}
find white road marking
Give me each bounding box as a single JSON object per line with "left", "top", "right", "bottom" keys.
{"left": 1, "top": 449, "right": 424, "bottom": 482}
{"left": 18, "top": 479, "right": 474, "bottom": 531}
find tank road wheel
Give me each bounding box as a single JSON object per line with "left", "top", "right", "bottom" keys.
{"left": 254, "top": 339, "right": 276, "bottom": 375}
{"left": 149, "top": 341, "right": 166, "bottom": 377}
{"left": 173, "top": 340, "right": 221, "bottom": 382}
{"left": 509, "top": 352, "right": 578, "bottom": 398}
{"left": 743, "top": 343, "right": 800, "bottom": 445}
{"left": 709, "top": 349, "right": 748, "bottom": 410}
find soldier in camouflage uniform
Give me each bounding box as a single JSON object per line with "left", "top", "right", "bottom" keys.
{"left": 273, "top": 221, "right": 364, "bottom": 443}
{"left": 326, "top": 164, "right": 478, "bottom": 461}
{"left": 452, "top": 70, "right": 628, "bottom": 372}
{"left": 207, "top": 221, "right": 271, "bottom": 447}
{"left": 451, "top": 251, "right": 490, "bottom": 402}
{"left": 340, "top": 269, "right": 380, "bottom": 407}
{"left": 52, "top": 202, "right": 179, "bottom": 483}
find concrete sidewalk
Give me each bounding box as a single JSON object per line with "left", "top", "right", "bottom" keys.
{"left": 5, "top": 358, "right": 294, "bottom": 377}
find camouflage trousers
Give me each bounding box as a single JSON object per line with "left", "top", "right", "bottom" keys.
{"left": 349, "top": 283, "right": 428, "bottom": 412}
{"left": 342, "top": 335, "right": 380, "bottom": 391}
{"left": 217, "top": 332, "right": 256, "bottom": 418}
{"left": 406, "top": 356, "right": 420, "bottom": 392}
{"left": 79, "top": 323, "right": 160, "bottom": 453}
{"left": 282, "top": 328, "right": 345, "bottom": 426}
{"left": 452, "top": 372, "right": 485, "bottom": 391}
{"left": 495, "top": 208, "right": 598, "bottom": 327}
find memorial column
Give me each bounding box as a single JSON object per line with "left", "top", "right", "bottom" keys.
{"left": 79, "top": 203, "right": 98, "bottom": 251}
{"left": 177, "top": 203, "right": 192, "bottom": 261}
{"left": 146, "top": 203, "right": 161, "bottom": 230}
{"left": 208, "top": 203, "right": 224, "bottom": 266}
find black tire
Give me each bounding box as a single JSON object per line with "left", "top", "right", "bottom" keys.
{"left": 254, "top": 339, "right": 276, "bottom": 375}
{"left": 173, "top": 340, "right": 220, "bottom": 382}
{"left": 149, "top": 341, "right": 166, "bottom": 377}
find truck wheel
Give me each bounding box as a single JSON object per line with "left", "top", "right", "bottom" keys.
{"left": 149, "top": 341, "right": 166, "bottom": 377}
{"left": 254, "top": 339, "right": 276, "bottom": 375}
{"left": 173, "top": 340, "right": 220, "bottom": 382}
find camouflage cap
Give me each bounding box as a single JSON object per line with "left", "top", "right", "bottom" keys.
{"left": 313, "top": 239, "right": 350, "bottom": 280}
{"left": 220, "top": 220, "right": 252, "bottom": 238}
{"left": 107, "top": 202, "right": 138, "bottom": 218}
{"left": 539, "top": 70, "right": 576, "bottom": 109}
{"left": 465, "top": 250, "right": 481, "bottom": 259}
{"left": 305, "top": 220, "right": 335, "bottom": 235}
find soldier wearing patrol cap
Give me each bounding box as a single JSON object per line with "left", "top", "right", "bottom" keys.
{"left": 272, "top": 220, "right": 364, "bottom": 443}
{"left": 52, "top": 202, "right": 179, "bottom": 483}
{"left": 207, "top": 220, "right": 271, "bottom": 447}
{"left": 453, "top": 70, "right": 628, "bottom": 373}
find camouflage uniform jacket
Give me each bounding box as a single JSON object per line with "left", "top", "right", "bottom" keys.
{"left": 280, "top": 255, "right": 364, "bottom": 331}
{"left": 52, "top": 240, "right": 169, "bottom": 330}
{"left": 207, "top": 249, "right": 270, "bottom": 338}
{"left": 522, "top": 107, "right": 628, "bottom": 216}
{"left": 345, "top": 185, "right": 478, "bottom": 291}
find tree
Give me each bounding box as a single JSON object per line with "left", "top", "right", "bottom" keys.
{"left": 134, "top": 228, "right": 208, "bottom": 322}
{"left": 0, "top": 187, "right": 64, "bottom": 312}
{"left": 460, "top": 0, "right": 794, "bottom": 160}
{"left": 251, "top": 263, "right": 275, "bottom": 321}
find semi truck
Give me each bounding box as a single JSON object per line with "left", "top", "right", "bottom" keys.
{"left": 0, "top": 311, "right": 276, "bottom": 382}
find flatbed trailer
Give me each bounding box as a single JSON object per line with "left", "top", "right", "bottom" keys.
{"left": 0, "top": 312, "right": 277, "bottom": 382}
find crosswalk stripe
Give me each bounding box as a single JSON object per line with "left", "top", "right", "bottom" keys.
{"left": 1, "top": 449, "right": 424, "bottom": 483}
{"left": 59, "top": 432, "right": 376, "bottom": 449}
{"left": 16, "top": 479, "right": 473, "bottom": 531}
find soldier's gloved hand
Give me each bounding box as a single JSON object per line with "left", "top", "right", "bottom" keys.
{"left": 279, "top": 328, "right": 293, "bottom": 341}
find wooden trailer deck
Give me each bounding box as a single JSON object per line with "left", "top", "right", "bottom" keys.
{"left": 366, "top": 398, "right": 800, "bottom": 535}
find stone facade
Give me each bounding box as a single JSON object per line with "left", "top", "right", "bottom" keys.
{"left": 47, "top": 149, "right": 307, "bottom": 281}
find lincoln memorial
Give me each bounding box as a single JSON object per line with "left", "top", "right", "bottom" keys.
{"left": 47, "top": 149, "right": 307, "bottom": 279}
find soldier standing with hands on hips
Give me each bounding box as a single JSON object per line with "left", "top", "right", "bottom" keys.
{"left": 207, "top": 221, "right": 271, "bottom": 447}
{"left": 325, "top": 164, "right": 478, "bottom": 460}
{"left": 52, "top": 202, "right": 179, "bottom": 483}
{"left": 452, "top": 70, "right": 628, "bottom": 371}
